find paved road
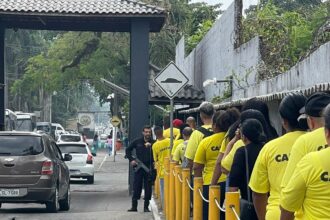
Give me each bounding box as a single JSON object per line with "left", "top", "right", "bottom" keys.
{"left": 0, "top": 150, "right": 154, "bottom": 220}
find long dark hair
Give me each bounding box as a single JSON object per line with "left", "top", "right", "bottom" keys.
{"left": 324, "top": 104, "right": 330, "bottom": 130}
{"left": 240, "top": 119, "right": 266, "bottom": 144}
{"left": 226, "top": 109, "right": 271, "bottom": 142}
{"left": 242, "top": 98, "right": 278, "bottom": 139}
{"left": 279, "top": 93, "right": 308, "bottom": 131}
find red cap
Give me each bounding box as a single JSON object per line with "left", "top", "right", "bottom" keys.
{"left": 173, "top": 119, "right": 183, "bottom": 128}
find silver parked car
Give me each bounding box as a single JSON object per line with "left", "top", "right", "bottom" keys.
{"left": 0, "top": 132, "right": 72, "bottom": 212}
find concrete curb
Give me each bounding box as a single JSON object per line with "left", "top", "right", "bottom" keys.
{"left": 150, "top": 197, "right": 161, "bottom": 220}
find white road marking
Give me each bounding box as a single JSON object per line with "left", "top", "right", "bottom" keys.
{"left": 97, "top": 154, "right": 108, "bottom": 171}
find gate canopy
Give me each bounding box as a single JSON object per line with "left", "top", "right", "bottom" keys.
{"left": 0, "top": 0, "right": 166, "bottom": 32}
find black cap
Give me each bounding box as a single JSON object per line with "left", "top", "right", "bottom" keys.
{"left": 304, "top": 92, "right": 330, "bottom": 117}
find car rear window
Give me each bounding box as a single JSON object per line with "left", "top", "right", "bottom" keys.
{"left": 58, "top": 144, "right": 87, "bottom": 154}
{"left": 60, "top": 135, "right": 81, "bottom": 142}
{"left": 0, "top": 136, "right": 43, "bottom": 156}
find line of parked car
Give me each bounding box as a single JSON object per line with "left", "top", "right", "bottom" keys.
{"left": 0, "top": 130, "right": 96, "bottom": 213}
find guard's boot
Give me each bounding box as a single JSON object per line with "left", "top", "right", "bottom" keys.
{"left": 127, "top": 200, "right": 138, "bottom": 212}
{"left": 144, "top": 200, "right": 150, "bottom": 212}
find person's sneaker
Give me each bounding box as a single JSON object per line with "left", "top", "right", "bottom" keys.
{"left": 144, "top": 207, "right": 150, "bottom": 212}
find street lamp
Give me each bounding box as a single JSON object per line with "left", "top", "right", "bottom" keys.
{"left": 202, "top": 76, "right": 233, "bottom": 96}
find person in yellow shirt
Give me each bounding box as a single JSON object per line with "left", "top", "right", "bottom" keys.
{"left": 163, "top": 118, "right": 181, "bottom": 140}
{"left": 186, "top": 116, "right": 196, "bottom": 130}
{"left": 194, "top": 109, "right": 238, "bottom": 220}
{"left": 249, "top": 93, "right": 308, "bottom": 220}
{"left": 152, "top": 126, "right": 171, "bottom": 208}
{"left": 280, "top": 103, "right": 330, "bottom": 220}
{"left": 173, "top": 127, "right": 193, "bottom": 164}
{"left": 171, "top": 123, "right": 190, "bottom": 157}
{"left": 281, "top": 92, "right": 330, "bottom": 191}
{"left": 210, "top": 108, "right": 240, "bottom": 185}
{"left": 184, "top": 101, "right": 214, "bottom": 169}
{"left": 221, "top": 109, "right": 271, "bottom": 174}
{"left": 212, "top": 97, "right": 279, "bottom": 185}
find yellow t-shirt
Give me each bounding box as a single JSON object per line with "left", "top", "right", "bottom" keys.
{"left": 171, "top": 139, "right": 184, "bottom": 156}
{"left": 221, "top": 139, "right": 244, "bottom": 172}
{"left": 281, "top": 127, "right": 328, "bottom": 188}
{"left": 219, "top": 132, "right": 230, "bottom": 154}
{"left": 184, "top": 125, "right": 213, "bottom": 160}
{"left": 280, "top": 147, "right": 330, "bottom": 219}
{"left": 163, "top": 128, "right": 180, "bottom": 140}
{"left": 249, "top": 131, "right": 306, "bottom": 220}
{"left": 194, "top": 132, "right": 227, "bottom": 185}
{"left": 153, "top": 138, "right": 171, "bottom": 178}
{"left": 173, "top": 141, "right": 188, "bottom": 164}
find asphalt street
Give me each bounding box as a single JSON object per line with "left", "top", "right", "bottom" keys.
{"left": 0, "top": 149, "right": 154, "bottom": 220}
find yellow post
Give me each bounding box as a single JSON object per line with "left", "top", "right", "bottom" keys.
{"left": 193, "top": 177, "right": 203, "bottom": 220}
{"left": 164, "top": 157, "right": 170, "bottom": 218}
{"left": 209, "top": 185, "right": 220, "bottom": 220}
{"left": 182, "top": 168, "right": 191, "bottom": 220}
{"left": 169, "top": 161, "right": 176, "bottom": 220}
{"left": 175, "top": 166, "right": 182, "bottom": 220}
{"left": 226, "top": 191, "right": 240, "bottom": 220}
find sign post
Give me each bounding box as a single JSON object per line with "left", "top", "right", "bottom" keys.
{"left": 154, "top": 61, "right": 189, "bottom": 151}
{"left": 110, "top": 115, "right": 121, "bottom": 162}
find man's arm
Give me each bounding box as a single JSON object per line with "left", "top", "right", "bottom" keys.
{"left": 125, "top": 139, "right": 137, "bottom": 166}
{"left": 252, "top": 192, "right": 267, "bottom": 220}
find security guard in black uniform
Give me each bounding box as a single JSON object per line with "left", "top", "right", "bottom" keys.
{"left": 126, "top": 125, "right": 155, "bottom": 212}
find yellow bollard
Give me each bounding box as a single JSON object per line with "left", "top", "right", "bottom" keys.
{"left": 175, "top": 166, "right": 182, "bottom": 220}
{"left": 209, "top": 185, "right": 220, "bottom": 220}
{"left": 226, "top": 191, "right": 240, "bottom": 220}
{"left": 169, "top": 161, "right": 176, "bottom": 220}
{"left": 182, "top": 168, "right": 191, "bottom": 220}
{"left": 193, "top": 177, "right": 203, "bottom": 220}
{"left": 164, "top": 157, "right": 170, "bottom": 218}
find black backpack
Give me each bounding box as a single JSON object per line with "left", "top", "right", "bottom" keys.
{"left": 197, "top": 126, "right": 214, "bottom": 138}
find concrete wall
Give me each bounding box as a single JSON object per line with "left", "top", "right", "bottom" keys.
{"left": 175, "top": 2, "right": 261, "bottom": 101}
{"left": 240, "top": 42, "right": 330, "bottom": 98}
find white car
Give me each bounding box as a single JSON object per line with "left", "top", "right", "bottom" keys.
{"left": 57, "top": 133, "right": 83, "bottom": 143}
{"left": 57, "top": 142, "right": 95, "bottom": 184}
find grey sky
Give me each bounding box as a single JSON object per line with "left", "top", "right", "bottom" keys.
{"left": 190, "top": 0, "right": 259, "bottom": 10}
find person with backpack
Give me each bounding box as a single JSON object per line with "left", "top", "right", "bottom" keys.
{"left": 193, "top": 109, "right": 238, "bottom": 220}
{"left": 184, "top": 101, "right": 215, "bottom": 170}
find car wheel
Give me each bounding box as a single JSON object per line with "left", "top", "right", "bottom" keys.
{"left": 59, "top": 185, "right": 70, "bottom": 211}
{"left": 87, "top": 175, "right": 94, "bottom": 184}
{"left": 46, "top": 186, "right": 59, "bottom": 213}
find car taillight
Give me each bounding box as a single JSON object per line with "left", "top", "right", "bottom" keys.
{"left": 87, "top": 154, "right": 93, "bottom": 164}
{"left": 41, "top": 160, "right": 53, "bottom": 175}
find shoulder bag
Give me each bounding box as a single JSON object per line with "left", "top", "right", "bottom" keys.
{"left": 240, "top": 147, "right": 258, "bottom": 220}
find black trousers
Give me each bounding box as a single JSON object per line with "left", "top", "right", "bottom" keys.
{"left": 202, "top": 182, "right": 226, "bottom": 220}
{"left": 132, "top": 169, "right": 152, "bottom": 201}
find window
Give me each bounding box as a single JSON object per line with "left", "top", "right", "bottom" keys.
{"left": 60, "top": 135, "right": 81, "bottom": 142}
{"left": 58, "top": 144, "right": 87, "bottom": 154}
{"left": 0, "top": 136, "right": 43, "bottom": 156}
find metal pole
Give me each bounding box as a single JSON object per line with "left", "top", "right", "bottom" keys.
{"left": 170, "top": 98, "right": 174, "bottom": 151}
{"left": 112, "top": 126, "right": 117, "bottom": 162}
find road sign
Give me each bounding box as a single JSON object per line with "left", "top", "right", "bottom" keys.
{"left": 154, "top": 61, "right": 189, "bottom": 99}
{"left": 110, "top": 115, "right": 121, "bottom": 127}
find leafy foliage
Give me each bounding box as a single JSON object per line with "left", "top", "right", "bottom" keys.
{"left": 242, "top": 1, "right": 329, "bottom": 79}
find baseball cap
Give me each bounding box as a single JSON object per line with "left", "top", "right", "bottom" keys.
{"left": 301, "top": 92, "right": 330, "bottom": 117}
{"left": 173, "top": 119, "right": 183, "bottom": 127}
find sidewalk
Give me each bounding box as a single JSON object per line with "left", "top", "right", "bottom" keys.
{"left": 92, "top": 149, "right": 155, "bottom": 220}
